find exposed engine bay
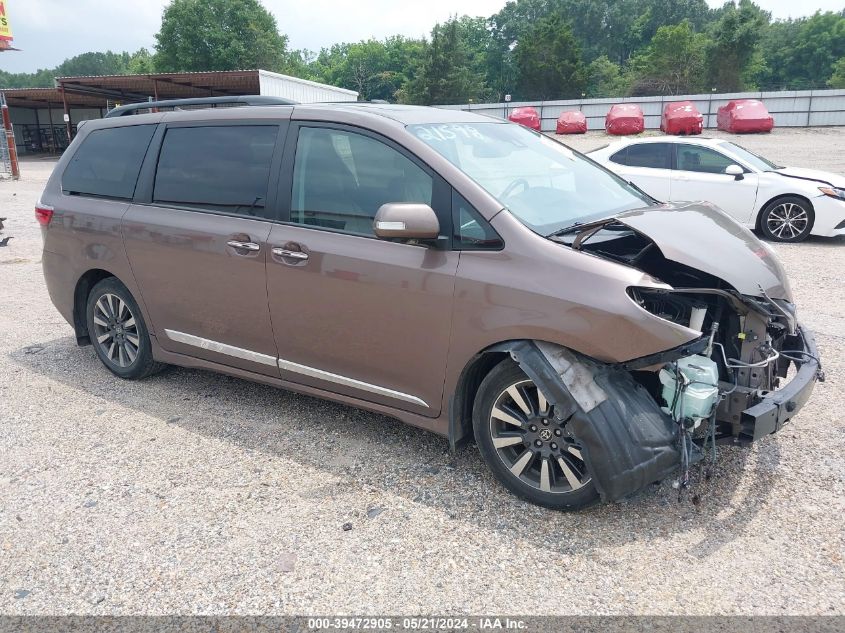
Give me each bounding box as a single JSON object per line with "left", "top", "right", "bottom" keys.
{"left": 519, "top": 220, "right": 827, "bottom": 500}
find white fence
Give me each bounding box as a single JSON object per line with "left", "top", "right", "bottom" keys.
{"left": 437, "top": 89, "right": 845, "bottom": 132}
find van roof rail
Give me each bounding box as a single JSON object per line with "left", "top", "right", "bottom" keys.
{"left": 104, "top": 95, "right": 298, "bottom": 118}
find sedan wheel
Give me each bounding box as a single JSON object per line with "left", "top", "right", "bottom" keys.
{"left": 473, "top": 360, "right": 599, "bottom": 509}
{"left": 761, "top": 197, "right": 814, "bottom": 242}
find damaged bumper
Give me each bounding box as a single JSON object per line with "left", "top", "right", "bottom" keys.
{"left": 501, "top": 326, "right": 821, "bottom": 502}
{"left": 505, "top": 340, "right": 681, "bottom": 502}
{"left": 733, "top": 324, "right": 821, "bottom": 444}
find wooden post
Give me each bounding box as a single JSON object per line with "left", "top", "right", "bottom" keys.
{"left": 1, "top": 104, "right": 20, "bottom": 180}
{"left": 61, "top": 85, "right": 72, "bottom": 144}
{"left": 46, "top": 102, "right": 56, "bottom": 154}
{"left": 806, "top": 90, "right": 813, "bottom": 127}
{"left": 33, "top": 107, "right": 43, "bottom": 151}
{"left": 152, "top": 80, "right": 160, "bottom": 113}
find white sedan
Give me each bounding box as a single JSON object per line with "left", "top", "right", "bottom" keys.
{"left": 588, "top": 137, "right": 845, "bottom": 242}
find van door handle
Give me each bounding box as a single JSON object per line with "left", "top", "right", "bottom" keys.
{"left": 227, "top": 240, "right": 260, "bottom": 251}
{"left": 272, "top": 247, "right": 309, "bottom": 261}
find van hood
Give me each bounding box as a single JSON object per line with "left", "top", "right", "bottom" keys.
{"left": 608, "top": 202, "right": 792, "bottom": 300}
{"left": 772, "top": 167, "right": 845, "bottom": 189}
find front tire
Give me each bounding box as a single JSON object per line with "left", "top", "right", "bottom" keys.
{"left": 86, "top": 277, "right": 164, "bottom": 380}
{"left": 473, "top": 360, "right": 599, "bottom": 510}
{"left": 760, "top": 196, "right": 814, "bottom": 242}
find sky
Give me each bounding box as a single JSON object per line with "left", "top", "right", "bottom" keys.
{"left": 1, "top": 0, "right": 843, "bottom": 74}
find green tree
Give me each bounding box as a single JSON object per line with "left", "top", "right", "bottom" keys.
{"left": 284, "top": 49, "right": 320, "bottom": 81}
{"left": 54, "top": 51, "right": 131, "bottom": 77}
{"left": 454, "top": 16, "right": 493, "bottom": 91}
{"left": 514, "top": 12, "right": 585, "bottom": 100}
{"left": 758, "top": 12, "right": 845, "bottom": 89}
{"left": 829, "top": 57, "right": 845, "bottom": 88}
{"left": 403, "top": 18, "right": 488, "bottom": 105}
{"left": 154, "top": 0, "right": 290, "bottom": 73}
{"left": 628, "top": 20, "right": 708, "bottom": 95}
{"left": 0, "top": 49, "right": 151, "bottom": 88}
{"left": 754, "top": 19, "right": 800, "bottom": 88}
{"left": 585, "top": 55, "right": 625, "bottom": 97}
{"left": 312, "top": 37, "right": 425, "bottom": 101}
{"left": 706, "top": 0, "right": 769, "bottom": 91}
{"left": 0, "top": 68, "right": 55, "bottom": 88}
{"left": 127, "top": 49, "right": 156, "bottom": 75}
{"left": 620, "top": 1, "right": 712, "bottom": 61}
{"left": 489, "top": 0, "right": 712, "bottom": 67}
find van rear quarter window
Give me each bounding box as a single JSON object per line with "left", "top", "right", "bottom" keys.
{"left": 62, "top": 125, "right": 156, "bottom": 199}
{"left": 153, "top": 125, "right": 277, "bottom": 215}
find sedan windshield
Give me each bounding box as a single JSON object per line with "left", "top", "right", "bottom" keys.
{"left": 720, "top": 141, "right": 782, "bottom": 171}
{"left": 408, "top": 122, "right": 653, "bottom": 236}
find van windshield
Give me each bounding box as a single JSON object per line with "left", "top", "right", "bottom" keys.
{"left": 408, "top": 122, "right": 653, "bottom": 235}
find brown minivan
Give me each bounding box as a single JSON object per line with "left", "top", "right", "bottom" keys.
{"left": 37, "top": 99, "right": 822, "bottom": 509}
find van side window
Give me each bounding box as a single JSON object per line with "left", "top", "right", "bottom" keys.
{"left": 153, "top": 125, "right": 277, "bottom": 216}
{"left": 62, "top": 125, "right": 156, "bottom": 199}
{"left": 291, "top": 126, "right": 433, "bottom": 236}
{"left": 452, "top": 192, "right": 503, "bottom": 250}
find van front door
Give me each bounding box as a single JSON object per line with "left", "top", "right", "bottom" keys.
{"left": 265, "top": 124, "right": 458, "bottom": 415}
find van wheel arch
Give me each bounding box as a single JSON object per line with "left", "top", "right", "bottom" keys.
{"left": 448, "top": 347, "right": 511, "bottom": 451}
{"left": 449, "top": 339, "right": 572, "bottom": 451}
{"left": 73, "top": 269, "right": 116, "bottom": 345}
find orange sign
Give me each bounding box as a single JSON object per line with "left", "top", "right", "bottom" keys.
{"left": 0, "top": 1, "right": 13, "bottom": 42}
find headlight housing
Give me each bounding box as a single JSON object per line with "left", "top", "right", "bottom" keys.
{"left": 819, "top": 186, "right": 845, "bottom": 202}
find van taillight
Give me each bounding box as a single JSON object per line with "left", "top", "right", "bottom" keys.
{"left": 35, "top": 205, "right": 54, "bottom": 226}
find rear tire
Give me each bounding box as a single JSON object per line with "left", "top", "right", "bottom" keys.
{"left": 85, "top": 277, "right": 164, "bottom": 380}
{"left": 759, "top": 196, "right": 814, "bottom": 242}
{"left": 473, "top": 359, "right": 600, "bottom": 510}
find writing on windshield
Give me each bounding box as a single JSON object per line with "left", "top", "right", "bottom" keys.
{"left": 409, "top": 122, "right": 651, "bottom": 236}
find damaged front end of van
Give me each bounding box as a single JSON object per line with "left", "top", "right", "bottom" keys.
{"left": 498, "top": 203, "right": 823, "bottom": 502}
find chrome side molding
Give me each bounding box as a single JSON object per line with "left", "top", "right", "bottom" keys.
{"left": 164, "top": 329, "right": 277, "bottom": 367}
{"left": 277, "top": 358, "right": 428, "bottom": 408}
{"left": 163, "top": 329, "right": 428, "bottom": 408}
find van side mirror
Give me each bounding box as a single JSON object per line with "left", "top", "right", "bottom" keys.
{"left": 373, "top": 203, "right": 440, "bottom": 241}
{"left": 725, "top": 164, "right": 744, "bottom": 180}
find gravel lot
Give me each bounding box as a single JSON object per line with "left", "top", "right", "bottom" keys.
{"left": 1, "top": 127, "right": 843, "bottom": 616}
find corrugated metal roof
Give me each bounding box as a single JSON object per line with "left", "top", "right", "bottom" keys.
{"left": 0, "top": 87, "right": 104, "bottom": 109}
{"left": 3, "top": 70, "right": 359, "bottom": 112}
{"left": 56, "top": 70, "right": 263, "bottom": 102}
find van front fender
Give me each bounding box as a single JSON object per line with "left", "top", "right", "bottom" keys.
{"left": 461, "top": 340, "right": 681, "bottom": 502}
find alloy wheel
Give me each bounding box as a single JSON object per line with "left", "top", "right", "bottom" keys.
{"left": 766, "top": 202, "right": 809, "bottom": 240}
{"left": 489, "top": 379, "right": 590, "bottom": 494}
{"left": 91, "top": 293, "right": 140, "bottom": 368}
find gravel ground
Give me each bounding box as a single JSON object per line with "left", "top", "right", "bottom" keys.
{"left": 0, "top": 127, "right": 843, "bottom": 616}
